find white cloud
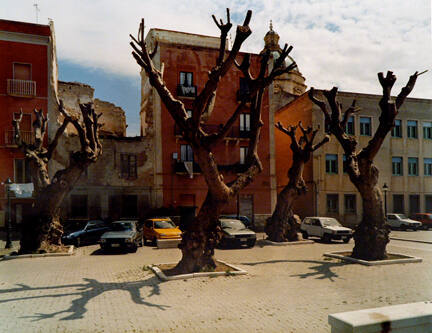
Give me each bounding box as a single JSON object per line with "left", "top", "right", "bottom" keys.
{"left": 2, "top": 0, "right": 431, "bottom": 98}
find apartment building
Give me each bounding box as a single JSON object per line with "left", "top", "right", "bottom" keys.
{"left": 140, "top": 28, "right": 278, "bottom": 226}
{"left": 0, "top": 19, "right": 57, "bottom": 227}
{"left": 278, "top": 90, "right": 432, "bottom": 226}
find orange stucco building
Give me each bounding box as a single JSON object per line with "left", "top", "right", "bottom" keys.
{"left": 141, "top": 28, "right": 275, "bottom": 226}
{"left": 0, "top": 19, "right": 57, "bottom": 227}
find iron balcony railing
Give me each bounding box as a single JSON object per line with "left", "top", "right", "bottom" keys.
{"left": 4, "top": 130, "right": 34, "bottom": 146}
{"left": 7, "top": 79, "right": 36, "bottom": 97}
{"left": 177, "top": 84, "right": 197, "bottom": 98}
{"left": 174, "top": 124, "right": 251, "bottom": 139}
{"left": 174, "top": 161, "right": 201, "bottom": 174}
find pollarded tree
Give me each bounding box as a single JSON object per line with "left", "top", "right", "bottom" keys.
{"left": 265, "top": 122, "right": 329, "bottom": 242}
{"left": 130, "top": 9, "right": 296, "bottom": 273}
{"left": 309, "top": 71, "right": 421, "bottom": 260}
{"left": 14, "top": 101, "right": 102, "bottom": 254}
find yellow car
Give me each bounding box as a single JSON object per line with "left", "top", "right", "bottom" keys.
{"left": 143, "top": 218, "right": 182, "bottom": 246}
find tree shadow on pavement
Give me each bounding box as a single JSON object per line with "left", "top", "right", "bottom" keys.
{"left": 0, "top": 276, "right": 169, "bottom": 321}
{"left": 241, "top": 259, "right": 350, "bottom": 282}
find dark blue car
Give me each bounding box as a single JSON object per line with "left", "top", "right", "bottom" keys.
{"left": 62, "top": 220, "right": 111, "bottom": 247}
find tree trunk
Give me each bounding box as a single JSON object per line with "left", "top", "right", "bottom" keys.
{"left": 265, "top": 187, "right": 299, "bottom": 242}
{"left": 170, "top": 193, "right": 225, "bottom": 274}
{"left": 350, "top": 163, "right": 390, "bottom": 260}
{"left": 19, "top": 155, "right": 87, "bottom": 254}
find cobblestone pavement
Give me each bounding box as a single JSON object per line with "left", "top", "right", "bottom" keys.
{"left": 0, "top": 237, "right": 431, "bottom": 333}
{"left": 390, "top": 229, "right": 432, "bottom": 243}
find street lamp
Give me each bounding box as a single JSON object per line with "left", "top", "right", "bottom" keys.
{"left": 382, "top": 183, "right": 389, "bottom": 216}
{"left": 4, "top": 177, "right": 13, "bottom": 249}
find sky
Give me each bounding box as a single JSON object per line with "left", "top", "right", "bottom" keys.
{"left": 2, "top": 0, "right": 431, "bottom": 136}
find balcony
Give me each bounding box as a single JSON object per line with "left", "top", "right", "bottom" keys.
{"left": 177, "top": 84, "right": 197, "bottom": 98}
{"left": 174, "top": 124, "right": 251, "bottom": 140}
{"left": 7, "top": 79, "right": 36, "bottom": 97}
{"left": 4, "top": 130, "right": 34, "bottom": 146}
{"left": 174, "top": 161, "right": 201, "bottom": 174}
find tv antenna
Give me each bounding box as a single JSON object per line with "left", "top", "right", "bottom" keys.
{"left": 33, "top": 2, "right": 40, "bottom": 23}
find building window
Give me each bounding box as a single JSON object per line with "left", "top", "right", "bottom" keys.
{"left": 120, "top": 154, "right": 137, "bottom": 179}
{"left": 393, "top": 195, "right": 404, "bottom": 214}
{"left": 327, "top": 194, "right": 339, "bottom": 213}
{"left": 407, "top": 120, "right": 418, "bottom": 138}
{"left": 392, "top": 157, "right": 403, "bottom": 176}
{"left": 70, "top": 194, "right": 88, "bottom": 218}
{"left": 426, "top": 195, "right": 432, "bottom": 213}
{"left": 14, "top": 159, "right": 31, "bottom": 183}
{"left": 237, "top": 77, "right": 251, "bottom": 102}
{"left": 391, "top": 119, "right": 402, "bottom": 138}
{"left": 345, "top": 116, "right": 355, "bottom": 135}
{"left": 344, "top": 194, "right": 356, "bottom": 214}
{"left": 179, "top": 72, "right": 193, "bottom": 86}
{"left": 409, "top": 195, "right": 420, "bottom": 214}
{"left": 121, "top": 195, "right": 138, "bottom": 218}
{"left": 360, "top": 117, "right": 371, "bottom": 136}
{"left": 423, "top": 122, "right": 432, "bottom": 140}
{"left": 424, "top": 158, "right": 432, "bottom": 176}
{"left": 240, "top": 113, "right": 251, "bottom": 132}
{"left": 240, "top": 146, "right": 248, "bottom": 165}
{"left": 342, "top": 155, "right": 348, "bottom": 173}
{"left": 325, "top": 154, "right": 338, "bottom": 174}
{"left": 180, "top": 144, "right": 193, "bottom": 162}
{"left": 13, "top": 63, "right": 31, "bottom": 80}
{"left": 408, "top": 157, "right": 418, "bottom": 176}
{"left": 178, "top": 72, "right": 196, "bottom": 97}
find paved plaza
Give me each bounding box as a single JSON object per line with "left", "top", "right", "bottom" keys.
{"left": 0, "top": 231, "right": 432, "bottom": 332}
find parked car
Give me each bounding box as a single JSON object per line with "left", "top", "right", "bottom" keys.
{"left": 220, "top": 215, "right": 253, "bottom": 229}
{"left": 386, "top": 213, "right": 422, "bottom": 231}
{"left": 62, "top": 220, "right": 110, "bottom": 247}
{"left": 143, "top": 217, "right": 182, "bottom": 246}
{"left": 100, "top": 220, "right": 143, "bottom": 252}
{"left": 410, "top": 213, "right": 432, "bottom": 230}
{"left": 218, "top": 218, "right": 256, "bottom": 248}
{"left": 300, "top": 217, "right": 353, "bottom": 243}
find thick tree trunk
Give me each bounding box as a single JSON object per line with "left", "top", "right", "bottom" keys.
{"left": 19, "top": 155, "right": 88, "bottom": 254}
{"left": 350, "top": 163, "right": 390, "bottom": 260}
{"left": 265, "top": 187, "right": 299, "bottom": 242}
{"left": 170, "top": 193, "right": 225, "bottom": 274}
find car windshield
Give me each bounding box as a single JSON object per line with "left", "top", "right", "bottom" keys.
{"left": 396, "top": 214, "right": 407, "bottom": 219}
{"left": 111, "top": 222, "right": 133, "bottom": 231}
{"left": 154, "top": 220, "right": 176, "bottom": 229}
{"left": 221, "top": 219, "right": 246, "bottom": 230}
{"left": 321, "top": 218, "right": 342, "bottom": 227}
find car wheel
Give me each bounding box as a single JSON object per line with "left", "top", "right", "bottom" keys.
{"left": 301, "top": 231, "right": 308, "bottom": 239}
{"left": 129, "top": 244, "right": 138, "bottom": 253}
{"left": 152, "top": 237, "right": 157, "bottom": 247}
{"left": 100, "top": 244, "right": 109, "bottom": 251}
{"left": 343, "top": 237, "right": 350, "bottom": 243}
{"left": 400, "top": 225, "right": 407, "bottom": 231}
{"left": 322, "top": 234, "right": 331, "bottom": 243}
{"left": 75, "top": 237, "right": 81, "bottom": 247}
{"left": 246, "top": 239, "right": 256, "bottom": 248}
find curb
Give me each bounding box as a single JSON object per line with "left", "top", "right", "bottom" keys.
{"left": 323, "top": 251, "right": 422, "bottom": 266}
{"left": 2, "top": 245, "right": 74, "bottom": 260}
{"left": 262, "top": 239, "right": 314, "bottom": 246}
{"left": 390, "top": 237, "right": 432, "bottom": 245}
{"left": 150, "top": 260, "right": 247, "bottom": 281}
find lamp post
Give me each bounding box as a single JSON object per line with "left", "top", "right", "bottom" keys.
{"left": 383, "top": 183, "right": 389, "bottom": 216}
{"left": 4, "top": 177, "right": 12, "bottom": 249}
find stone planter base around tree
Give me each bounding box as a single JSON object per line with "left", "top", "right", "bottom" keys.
{"left": 150, "top": 260, "right": 247, "bottom": 281}
{"left": 323, "top": 251, "right": 422, "bottom": 266}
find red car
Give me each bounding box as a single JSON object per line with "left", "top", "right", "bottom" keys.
{"left": 410, "top": 213, "right": 432, "bottom": 229}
